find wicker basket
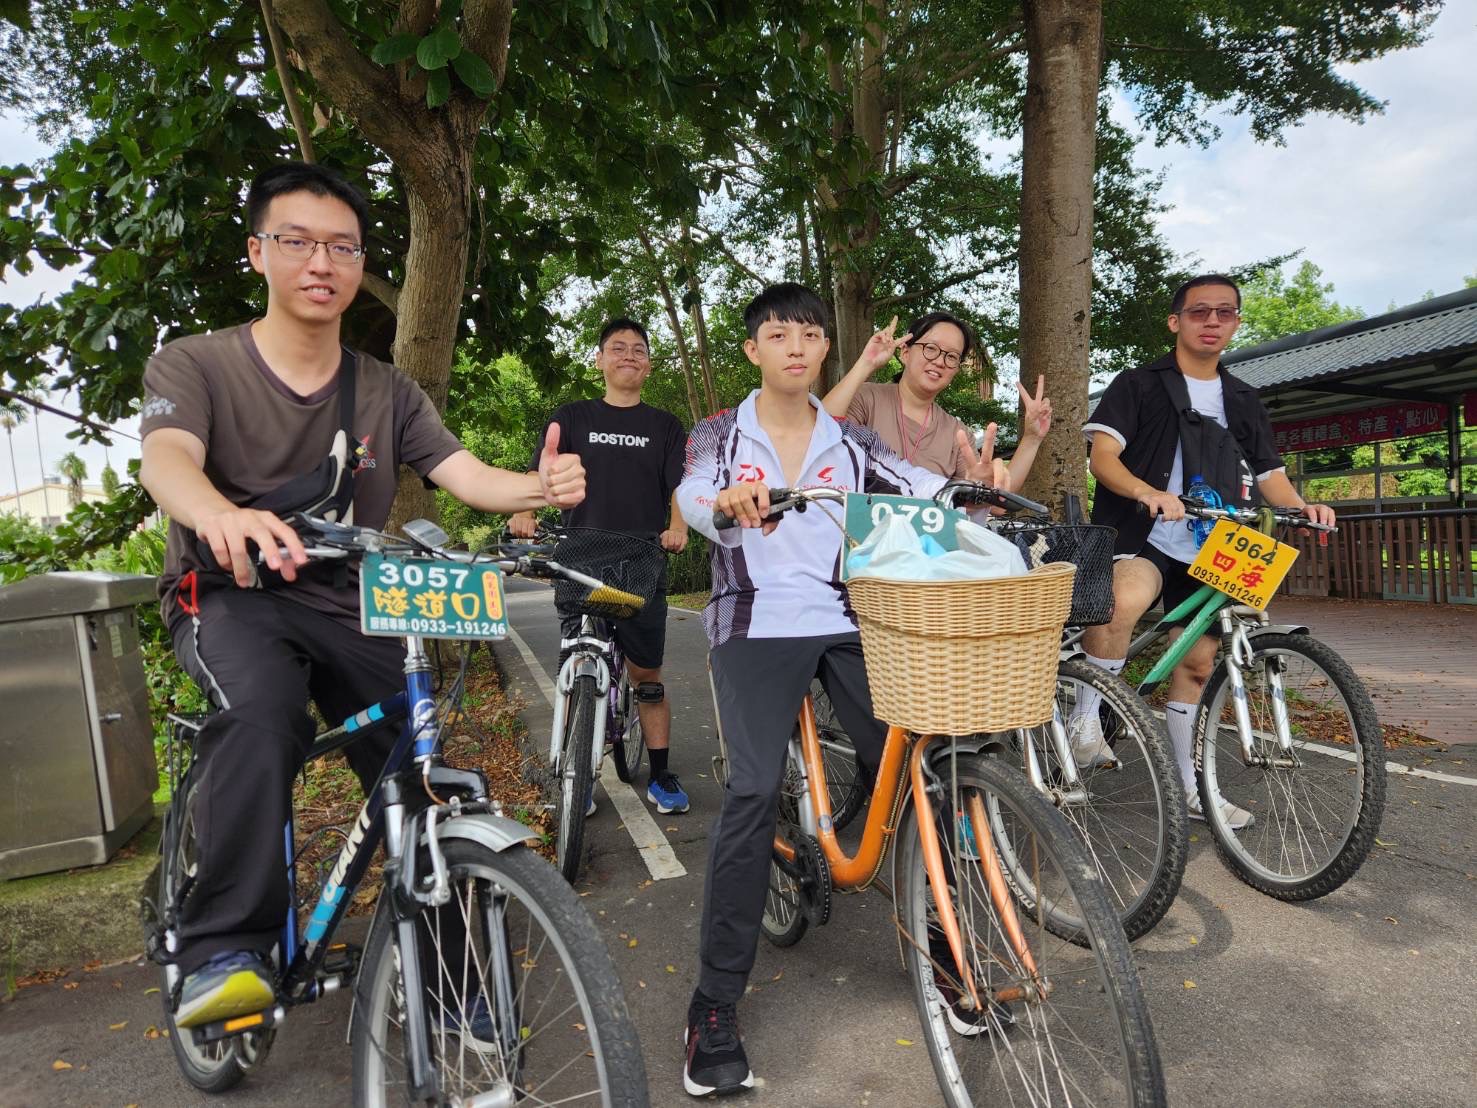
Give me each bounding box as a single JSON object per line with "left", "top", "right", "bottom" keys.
{"left": 846, "top": 562, "right": 1075, "bottom": 735}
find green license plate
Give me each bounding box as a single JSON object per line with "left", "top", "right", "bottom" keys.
{"left": 360, "top": 553, "right": 509, "bottom": 640}
{"left": 840, "top": 492, "right": 962, "bottom": 581}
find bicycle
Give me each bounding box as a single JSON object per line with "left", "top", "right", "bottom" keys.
{"left": 1066, "top": 497, "right": 1386, "bottom": 901}
{"left": 142, "top": 514, "right": 648, "bottom": 1105}
{"left": 490, "top": 527, "right": 667, "bottom": 883}
{"left": 710, "top": 484, "right": 1167, "bottom": 1107}
{"left": 762, "top": 482, "right": 1189, "bottom": 942}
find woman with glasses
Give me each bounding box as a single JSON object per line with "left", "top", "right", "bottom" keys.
{"left": 822, "top": 310, "right": 1051, "bottom": 485}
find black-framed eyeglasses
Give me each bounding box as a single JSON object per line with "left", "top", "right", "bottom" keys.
{"left": 910, "top": 340, "right": 962, "bottom": 370}
{"left": 254, "top": 232, "right": 366, "bottom": 265}
{"left": 1178, "top": 305, "right": 1239, "bottom": 324}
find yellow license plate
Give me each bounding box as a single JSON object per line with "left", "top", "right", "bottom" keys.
{"left": 1187, "top": 519, "right": 1299, "bottom": 610}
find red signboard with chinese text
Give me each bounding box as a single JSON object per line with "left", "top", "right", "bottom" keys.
{"left": 1272, "top": 400, "right": 1448, "bottom": 454}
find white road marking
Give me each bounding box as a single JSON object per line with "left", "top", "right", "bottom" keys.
{"left": 1155, "top": 709, "right": 1477, "bottom": 788}
{"left": 504, "top": 621, "right": 688, "bottom": 881}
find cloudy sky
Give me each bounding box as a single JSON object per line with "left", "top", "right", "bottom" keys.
{"left": 2, "top": 3, "right": 1474, "bottom": 496}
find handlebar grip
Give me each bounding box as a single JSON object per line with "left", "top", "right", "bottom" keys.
{"left": 998, "top": 489, "right": 1049, "bottom": 516}
{"left": 711, "top": 487, "right": 796, "bottom": 531}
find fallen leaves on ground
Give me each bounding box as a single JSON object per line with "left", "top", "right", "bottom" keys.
{"left": 109, "top": 1021, "right": 128, "bottom": 1031}
{"left": 1183, "top": 980, "right": 1198, "bottom": 989}
{"left": 13, "top": 967, "right": 67, "bottom": 990}
{"left": 51, "top": 1060, "right": 72, "bottom": 1071}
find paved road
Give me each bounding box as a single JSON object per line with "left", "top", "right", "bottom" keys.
{"left": 4, "top": 578, "right": 1474, "bottom": 1106}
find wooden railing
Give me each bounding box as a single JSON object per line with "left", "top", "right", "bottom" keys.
{"left": 1276, "top": 507, "right": 1477, "bottom": 605}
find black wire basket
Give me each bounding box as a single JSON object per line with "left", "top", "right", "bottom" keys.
{"left": 551, "top": 528, "right": 668, "bottom": 620}
{"left": 1000, "top": 523, "right": 1117, "bottom": 626}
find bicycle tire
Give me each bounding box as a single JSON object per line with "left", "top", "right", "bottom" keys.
{"left": 763, "top": 742, "right": 812, "bottom": 948}
{"left": 1018, "top": 658, "right": 1187, "bottom": 941}
{"left": 612, "top": 669, "right": 645, "bottom": 784}
{"left": 155, "top": 773, "right": 274, "bottom": 1093}
{"left": 351, "top": 838, "right": 648, "bottom": 1107}
{"left": 808, "top": 682, "right": 868, "bottom": 831}
{"left": 1195, "top": 632, "right": 1385, "bottom": 900}
{"left": 899, "top": 752, "right": 1165, "bottom": 1108}
{"left": 556, "top": 674, "right": 598, "bottom": 884}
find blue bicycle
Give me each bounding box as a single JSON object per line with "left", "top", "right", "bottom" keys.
{"left": 143, "top": 515, "right": 648, "bottom": 1105}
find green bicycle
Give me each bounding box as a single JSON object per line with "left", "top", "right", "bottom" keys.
{"left": 1068, "top": 498, "right": 1386, "bottom": 901}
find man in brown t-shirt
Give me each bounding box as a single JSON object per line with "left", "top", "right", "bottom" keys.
{"left": 138, "top": 163, "right": 584, "bottom": 1030}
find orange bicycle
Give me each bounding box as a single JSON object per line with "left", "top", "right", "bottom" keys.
{"left": 709, "top": 484, "right": 1166, "bottom": 1107}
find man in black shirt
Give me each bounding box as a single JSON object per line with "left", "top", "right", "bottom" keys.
{"left": 510, "top": 318, "right": 692, "bottom": 813}
{"left": 1077, "top": 275, "right": 1335, "bottom": 830}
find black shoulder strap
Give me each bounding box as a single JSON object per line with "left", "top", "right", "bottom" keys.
{"left": 1157, "top": 364, "right": 1206, "bottom": 480}
{"left": 338, "top": 347, "right": 357, "bottom": 437}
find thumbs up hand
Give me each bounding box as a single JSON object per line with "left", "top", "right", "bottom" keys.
{"left": 538, "top": 423, "right": 585, "bottom": 509}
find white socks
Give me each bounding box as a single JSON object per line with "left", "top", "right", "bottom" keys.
{"left": 1073, "top": 654, "right": 1125, "bottom": 727}
{"left": 1165, "top": 701, "right": 1197, "bottom": 793}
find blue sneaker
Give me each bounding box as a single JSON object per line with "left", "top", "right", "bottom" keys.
{"left": 956, "top": 813, "right": 981, "bottom": 861}
{"left": 647, "top": 773, "right": 689, "bottom": 815}
{"left": 441, "top": 992, "right": 499, "bottom": 1054}
{"left": 173, "top": 950, "right": 275, "bottom": 1029}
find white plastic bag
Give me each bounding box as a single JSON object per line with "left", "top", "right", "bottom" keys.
{"left": 847, "top": 514, "right": 1027, "bottom": 581}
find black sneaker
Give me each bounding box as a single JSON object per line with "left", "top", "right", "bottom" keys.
{"left": 683, "top": 995, "right": 754, "bottom": 1097}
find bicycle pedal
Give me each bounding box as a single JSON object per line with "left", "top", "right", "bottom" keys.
{"left": 321, "top": 941, "right": 361, "bottom": 976}
{"left": 190, "top": 1004, "right": 284, "bottom": 1045}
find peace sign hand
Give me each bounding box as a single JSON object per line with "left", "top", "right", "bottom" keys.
{"left": 954, "top": 424, "right": 1010, "bottom": 492}
{"left": 854, "top": 316, "right": 912, "bottom": 376}
{"left": 1018, "top": 375, "right": 1052, "bottom": 440}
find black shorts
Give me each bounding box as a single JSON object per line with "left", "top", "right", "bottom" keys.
{"left": 558, "top": 568, "right": 669, "bottom": 670}
{"left": 1136, "top": 544, "right": 1199, "bottom": 626}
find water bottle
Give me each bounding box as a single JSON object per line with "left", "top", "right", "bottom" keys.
{"left": 1185, "top": 474, "right": 1221, "bottom": 547}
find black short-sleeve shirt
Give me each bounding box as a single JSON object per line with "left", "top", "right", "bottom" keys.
{"left": 528, "top": 399, "right": 686, "bottom": 535}
{"left": 1083, "top": 352, "right": 1284, "bottom": 556}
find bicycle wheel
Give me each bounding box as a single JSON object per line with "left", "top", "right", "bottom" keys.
{"left": 899, "top": 752, "right": 1165, "bottom": 1108}
{"left": 611, "top": 669, "right": 645, "bottom": 784}
{"left": 154, "top": 771, "right": 274, "bottom": 1093}
{"left": 1196, "top": 632, "right": 1385, "bottom": 900}
{"left": 808, "top": 681, "right": 868, "bottom": 831}
{"left": 556, "top": 674, "right": 598, "bottom": 884}
{"left": 352, "top": 838, "right": 648, "bottom": 1107}
{"left": 764, "top": 745, "right": 812, "bottom": 948}
{"left": 1018, "top": 658, "right": 1187, "bottom": 941}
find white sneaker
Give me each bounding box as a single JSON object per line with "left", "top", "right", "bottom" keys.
{"left": 1187, "top": 790, "right": 1255, "bottom": 831}
{"left": 1068, "top": 714, "right": 1117, "bottom": 769}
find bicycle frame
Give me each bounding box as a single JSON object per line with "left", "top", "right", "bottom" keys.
{"left": 777, "top": 698, "right": 1045, "bottom": 1014}
{"left": 1127, "top": 584, "right": 1303, "bottom": 770}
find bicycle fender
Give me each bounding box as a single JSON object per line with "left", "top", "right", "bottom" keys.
{"left": 1248, "top": 623, "right": 1309, "bottom": 639}
{"left": 419, "top": 812, "right": 538, "bottom": 855}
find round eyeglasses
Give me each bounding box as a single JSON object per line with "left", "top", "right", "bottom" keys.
{"left": 910, "top": 341, "right": 962, "bottom": 370}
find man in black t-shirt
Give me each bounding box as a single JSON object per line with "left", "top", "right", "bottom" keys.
{"left": 1078, "top": 274, "right": 1334, "bottom": 830}
{"left": 510, "top": 318, "right": 692, "bottom": 814}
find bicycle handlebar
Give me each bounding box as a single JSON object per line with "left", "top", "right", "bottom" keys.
{"left": 1137, "top": 497, "right": 1338, "bottom": 533}
{"left": 710, "top": 480, "right": 1047, "bottom": 532}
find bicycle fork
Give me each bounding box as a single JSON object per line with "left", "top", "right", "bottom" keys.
{"left": 1219, "top": 610, "right": 1300, "bottom": 769}
{"left": 911, "top": 738, "right": 1048, "bottom": 1014}
{"left": 548, "top": 648, "right": 612, "bottom": 783}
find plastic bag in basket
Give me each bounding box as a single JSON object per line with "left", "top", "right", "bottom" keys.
{"left": 846, "top": 515, "right": 1027, "bottom": 581}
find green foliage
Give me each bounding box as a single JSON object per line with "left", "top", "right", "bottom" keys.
{"left": 1233, "top": 260, "right": 1365, "bottom": 349}
{"left": 0, "top": 475, "right": 154, "bottom": 583}
{"left": 1464, "top": 271, "right": 1477, "bottom": 290}
{"left": 100, "top": 463, "right": 120, "bottom": 496}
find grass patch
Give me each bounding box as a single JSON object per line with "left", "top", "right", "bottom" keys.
{"left": 667, "top": 590, "right": 708, "bottom": 612}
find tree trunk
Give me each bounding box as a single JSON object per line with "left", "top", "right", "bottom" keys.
{"left": 639, "top": 228, "right": 705, "bottom": 426}
{"left": 389, "top": 163, "right": 473, "bottom": 528}
{"left": 1017, "top": 0, "right": 1103, "bottom": 515}
{"left": 829, "top": 260, "right": 874, "bottom": 391}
